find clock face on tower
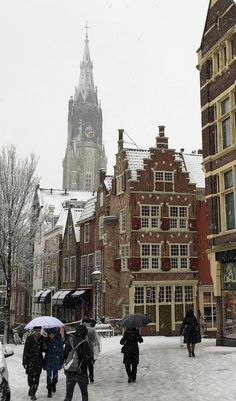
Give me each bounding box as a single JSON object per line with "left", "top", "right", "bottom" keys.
{"left": 85, "top": 126, "right": 95, "bottom": 138}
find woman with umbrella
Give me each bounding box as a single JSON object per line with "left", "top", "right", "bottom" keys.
{"left": 120, "top": 327, "right": 143, "bottom": 383}
{"left": 43, "top": 327, "right": 63, "bottom": 397}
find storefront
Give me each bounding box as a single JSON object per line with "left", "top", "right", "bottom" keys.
{"left": 216, "top": 250, "right": 236, "bottom": 346}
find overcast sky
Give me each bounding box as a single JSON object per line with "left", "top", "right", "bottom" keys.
{"left": 0, "top": 0, "right": 209, "bottom": 188}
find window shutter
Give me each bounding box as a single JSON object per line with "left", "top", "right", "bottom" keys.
{"left": 209, "top": 125, "right": 217, "bottom": 155}
{"left": 188, "top": 219, "right": 197, "bottom": 231}
{"left": 189, "top": 258, "right": 198, "bottom": 271}
{"left": 132, "top": 217, "right": 141, "bottom": 230}
{"left": 161, "top": 218, "right": 170, "bottom": 230}
{"left": 127, "top": 258, "right": 141, "bottom": 271}
{"left": 161, "top": 258, "right": 171, "bottom": 271}
{"left": 111, "top": 178, "right": 116, "bottom": 195}
{"left": 114, "top": 258, "right": 121, "bottom": 272}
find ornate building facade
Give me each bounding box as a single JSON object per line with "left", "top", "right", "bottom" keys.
{"left": 63, "top": 28, "right": 107, "bottom": 192}
{"left": 197, "top": 0, "right": 236, "bottom": 345}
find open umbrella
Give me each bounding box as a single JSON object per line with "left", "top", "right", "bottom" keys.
{"left": 25, "top": 316, "right": 64, "bottom": 330}
{"left": 121, "top": 313, "right": 151, "bottom": 328}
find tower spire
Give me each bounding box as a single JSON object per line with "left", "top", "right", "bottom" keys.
{"left": 76, "top": 22, "right": 95, "bottom": 102}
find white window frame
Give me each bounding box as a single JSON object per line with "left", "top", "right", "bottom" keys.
{"left": 63, "top": 258, "right": 69, "bottom": 282}
{"left": 140, "top": 243, "right": 160, "bottom": 270}
{"left": 95, "top": 250, "right": 101, "bottom": 271}
{"left": 99, "top": 216, "right": 104, "bottom": 240}
{"left": 141, "top": 205, "right": 160, "bottom": 229}
{"left": 169, "top": 206, "right": 188, "bottom": 230}
{"left": 84, "top": 223, "right": 89, "bottom": 243}
{"left": 154, "top": 171, "right": 173, "bottom": 192}
{"left": 221, "top": 169, "right": 235, "bottom": 231}
{"left": 116, "top": 174, "right": 123, "bottom": 195}
{"left": 119, "top": 209, "right": 126, "bottom": 233}
{"left": 121, "top": 245, "right": 129, "bottom": 271}
{"left": 70, "top": 256, "right": 76, "bottom": 282}
{"left": 170, "top": 244, "right": 189, "bottom": 269}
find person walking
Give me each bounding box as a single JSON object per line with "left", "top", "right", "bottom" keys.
{"left": 43, "top": 327, "right": 64, "bottom": 398}
{"left": 22, "top": 326, "right": 46, "bottom": 400}
{"left": 82, "top": 323, "right": 101, "bottom": 383}
{"left": 180, "top": 309, "right": 199, "bottom": 357}
{"left": 63, "top": 324, "right": 92, "bottom": 401}
{"left": 120, "top": 327, "right": 143, "bottom": 383}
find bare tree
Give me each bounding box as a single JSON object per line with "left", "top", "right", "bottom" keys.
{"left": 0, "top": 145, "right": 38, "bottom": 341}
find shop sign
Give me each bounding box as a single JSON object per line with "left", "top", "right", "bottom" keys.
{"left": 223, "top": 263, "right": 236, "bottom": 290}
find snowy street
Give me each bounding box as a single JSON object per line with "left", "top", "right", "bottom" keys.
{"left": 8, "top": 336, "right": 236, "bottom": 401}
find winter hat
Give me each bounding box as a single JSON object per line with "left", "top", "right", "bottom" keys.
{"left": 46, "top": 327, "right": 57, "bottom": 334}
{"left": 75, "top": 324, "right": 88, "bottom": 339}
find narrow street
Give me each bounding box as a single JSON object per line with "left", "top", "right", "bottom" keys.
{"left": 8, "top": 336, "right": 236, "bottom": 401}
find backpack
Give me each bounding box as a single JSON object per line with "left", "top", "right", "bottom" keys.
{"left": 64, "top": 338, "right": 85, "bottom": 372}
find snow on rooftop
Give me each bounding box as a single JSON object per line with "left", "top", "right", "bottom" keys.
{"left": 80, "top": 196, "right": 96, "bottom": 222}
{"left": 71, "top": 208, "right": 84, "bottom": 242}
{"left": 179, "top": 152, "right": 205, "bottom": 188}
{"left": 38, "top": 188, "right": 94, "bottom": 215}
{"left": 125, "top": 149, "right": 151, "bottom": 180}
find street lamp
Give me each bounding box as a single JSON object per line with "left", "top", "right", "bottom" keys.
{"left": 91, "top": 270, "right": 101, "bottom": 322}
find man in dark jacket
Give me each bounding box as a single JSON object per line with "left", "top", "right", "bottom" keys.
{"left": 63, "top": 324, "right": 92, "bottom": 401}
{"left": 22, "top": 326, "right": 46, "bottom": 400}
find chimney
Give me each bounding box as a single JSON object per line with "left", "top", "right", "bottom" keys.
{"left": 118, "top": 129, "right": 124, "bottom": 151}
{"left": 158, "top": 125, "right": 165, "bottom": 137}
{"left": 156, "top": 125, "right": 168, "bottom": 149}
{"left": 99, "top": 168, "right": 106, "bottom": 184}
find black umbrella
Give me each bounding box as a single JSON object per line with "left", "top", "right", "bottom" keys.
{"left": 121, "top": 313, "right": 151, "bottom": 328}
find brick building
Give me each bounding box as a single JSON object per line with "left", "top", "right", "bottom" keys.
{"left": 197, "top": 0, "right": 236, "bottom": 344}
{"left": 91, "top": 127, "right": 213, "bottom": 336}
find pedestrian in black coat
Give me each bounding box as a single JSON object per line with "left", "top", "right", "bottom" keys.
{"left": 22, "top": 326, "right": 46, "bottom": 400}
{"left": 63, "top": 324, "right": 93, "bottom": 401}
{"left": 43, "top": 327, "right": 63, "bottom": 397}
{"left": 180, "top": 309, "right": 199, "bottom": 357}
{"left": 120, "top": 327, "right": 143, "bottom": 383}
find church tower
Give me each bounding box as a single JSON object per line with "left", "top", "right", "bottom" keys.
{"left": 63, "top": 26, "right": 107, "bottom": 192}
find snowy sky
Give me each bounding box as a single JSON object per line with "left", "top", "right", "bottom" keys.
{"left": 0, "top": 0, "right": 209, "bottom": 188}
{"left": 6, "top": 336, "right": 236, "bottom": 401}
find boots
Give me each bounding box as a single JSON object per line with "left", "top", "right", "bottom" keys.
{"left": 47, "top": 384, "right": 52, "bottom": 398}
{"left": 31, "top": 385, "right": 37, "bottom": 400}
{"left": 51, "top": 379, "right": 57, "bottom": 393}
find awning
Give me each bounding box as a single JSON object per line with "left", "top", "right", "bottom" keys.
{"left": 52, "top": 290, "right": 73, "bottom": 306}
{"left": 71, "top": 290, "right": 85, "bottom": 298}
{"left": 39, "top": 289, "right": 52, "bottom": 304}
{"left": 51, "top": 290, "right": 64, "bottom": 305}
{"left": 33, "top": 290, "right": 44, "bottom": 303}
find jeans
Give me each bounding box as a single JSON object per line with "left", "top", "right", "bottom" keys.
{"left": 64, "top": 373, "right": 88, "bottom": 401}
{"left": 46, "top": 370, "right": 58, "bottom": 386}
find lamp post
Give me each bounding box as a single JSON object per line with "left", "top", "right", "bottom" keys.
{"left": 91, "top": 270, "right": 101, "bottom": 322}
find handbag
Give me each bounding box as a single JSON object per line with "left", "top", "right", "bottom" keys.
{"left": 195, "top": 326, "right": 201, "bottom": 343}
